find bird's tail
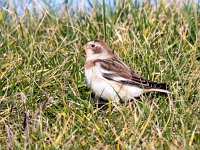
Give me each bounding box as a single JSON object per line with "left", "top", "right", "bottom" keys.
{"left": 145, "top": 82, "right": 170, "bottom": 94}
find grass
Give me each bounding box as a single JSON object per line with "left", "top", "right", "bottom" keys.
{"left": 0, "top": 0, "right": 200, "bottom": 149}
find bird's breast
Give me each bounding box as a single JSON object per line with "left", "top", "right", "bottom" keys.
{"left": 84, "top": 60, "right": 94, "bottom": 69}
{"left": 84, "top": 67, "right": 94, "bottom": 86}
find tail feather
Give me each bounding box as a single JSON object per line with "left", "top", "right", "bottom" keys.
{"left": 145, "top": 82, "right": 170, "bottom": 94}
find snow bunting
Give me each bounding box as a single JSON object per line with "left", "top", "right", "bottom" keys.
{"left": 83, "top": 40, "right": 170, "bottom": 102}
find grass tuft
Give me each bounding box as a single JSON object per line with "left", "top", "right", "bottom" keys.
{"left": 0, "top": 0, "right": 200, "bottom": 149}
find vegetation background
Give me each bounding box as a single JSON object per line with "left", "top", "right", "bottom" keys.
{"left": 0, "top": 0, "right": 199, "bottom": 149}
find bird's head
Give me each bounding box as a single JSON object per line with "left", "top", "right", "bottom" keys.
{"left": 82, "top": 40, "right": 114, "bottom": 60}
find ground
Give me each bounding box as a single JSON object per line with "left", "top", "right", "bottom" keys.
{"left": 0, "top": 1, "right": 200, "bottom": 149}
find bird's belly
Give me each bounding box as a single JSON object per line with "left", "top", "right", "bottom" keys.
{"left": 84, "top": 68, "right": 143, "bottom": 101}
{"left": 85, "top": 68, "right": 117, "bottom": 100}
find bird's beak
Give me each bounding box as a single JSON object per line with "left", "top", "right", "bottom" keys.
{"left": 82, "top": 44, "right": 87, "bottom": 50}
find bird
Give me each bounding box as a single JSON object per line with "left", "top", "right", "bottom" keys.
{"left": 82, "top": 40, "right": 170, "bottom": 102}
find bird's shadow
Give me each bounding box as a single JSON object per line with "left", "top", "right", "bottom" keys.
{"left": 90, "top": 92, "right": 141, "bottom": 110}
{"left": 90, "top": 92, "right": 169, "bottom": 110}
{"left": 90, "top": 92, "right": 109, "bottom": 110}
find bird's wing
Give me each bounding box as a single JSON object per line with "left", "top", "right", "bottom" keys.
{"left": 93, "top": 58, "right": 157, "bottom": 89}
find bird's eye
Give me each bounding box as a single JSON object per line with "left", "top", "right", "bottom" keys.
{"left": 91, "top": 44, "right": 95, "bottom": 48}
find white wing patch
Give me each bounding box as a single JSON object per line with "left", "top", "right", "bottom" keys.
{"left": 94, "top": 63, "right": 131, "bottom": 83}
{"left": 111, "top": 76, "right": 130, "bottom": 82}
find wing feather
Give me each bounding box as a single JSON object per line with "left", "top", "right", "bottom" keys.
{"left": 94, "top": 58, "right": 154, "bottom": 89}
